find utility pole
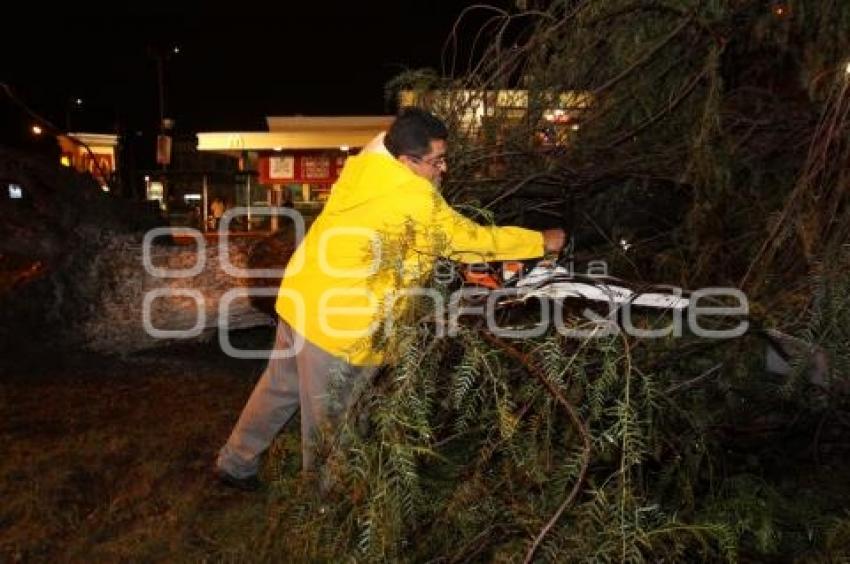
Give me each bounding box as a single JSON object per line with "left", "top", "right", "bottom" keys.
{"left": 154, "top": 49, "right": 171, "bottom": 172}
{"left": 156, "top": 52, "right": 165, "bottom": 130}
{"left": 149, "top": 45, "right": 175, "bottom": 215}
{"left": 151, "top": 46, "right": 179, "bottom": 170}
{"left": 66, "top": 97, "right": 83, "bottom": 132}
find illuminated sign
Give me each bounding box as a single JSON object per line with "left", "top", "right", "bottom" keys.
{"left": 156, "top": 135, "right": 172, "bottom": 165}
{"left": 269, "top": 156, "right": 295, "bottom": 180}
{"left": 80, "top": 153, "right": 114, "bottom": 183}
{"left": 259, "top": 153, "right": 342, "bottom": 184}
{"left": 301, "top": 155, "right": 331, "bottom": 180}
{"left": 147, "top": 181, "right": 164, "bottom": 205}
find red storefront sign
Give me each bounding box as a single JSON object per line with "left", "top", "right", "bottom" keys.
{"left": 259, "top": 153, "right": 348, "bottom": 184}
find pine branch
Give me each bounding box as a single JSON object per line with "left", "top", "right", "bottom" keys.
{"left": 478, "top": 330, "right": 592, "bottom": 564}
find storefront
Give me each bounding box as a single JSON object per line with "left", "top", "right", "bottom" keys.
{"left": 57, "top": 133, "right": 118, "bottom": 191}
{"left": 196, "top": 115, "right": 393, "bottom": 232}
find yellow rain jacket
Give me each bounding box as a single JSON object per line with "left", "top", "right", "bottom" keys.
{"left": 275, "top": 139, "right": 544, "bottom": 366}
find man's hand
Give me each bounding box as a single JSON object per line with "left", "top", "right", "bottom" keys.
{"left": 542, "top": 228, "right": 567, "bottom": 256}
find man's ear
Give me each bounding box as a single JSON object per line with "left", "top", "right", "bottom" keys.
{"left": 397, "top": 155, "right": 417, "bottom": 169}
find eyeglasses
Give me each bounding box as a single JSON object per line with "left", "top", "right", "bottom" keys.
{"left": 409, "top": 154, "right": 448, "bottom": 169}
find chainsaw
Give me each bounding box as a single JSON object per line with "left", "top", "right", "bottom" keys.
{"left": 460, "top": 259, "right": 690, "bottom": 311}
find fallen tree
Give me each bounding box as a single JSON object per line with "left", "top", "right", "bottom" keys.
{"left": 0, "top": 148, "right": 287, "bottom": 355}
{"left": 248, "top": 1, "right": 850, "bottom": 562}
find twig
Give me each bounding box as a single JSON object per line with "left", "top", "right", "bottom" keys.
{"left": 664, "top": 363, "right": 724, "bottom": 394}
{"left": 592, "top": 14, "right": 694, "bottom": 96}
{"left": 478, "top": 331, "right": 591, "bottom": 564}
{"left": 484, "top": 172, "right": 554, "bottom": 209}
{"left": 604, "top": 65, "right": 711, "bottom": 149}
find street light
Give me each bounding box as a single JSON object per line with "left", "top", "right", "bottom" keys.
{"left": 31, "top": 124, "right": 43, "bottom": 135}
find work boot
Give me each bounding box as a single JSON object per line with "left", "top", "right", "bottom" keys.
{"left": 214, "top": 467, "right": 263, "bottom": 492}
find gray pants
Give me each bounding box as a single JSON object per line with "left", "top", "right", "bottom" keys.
{"left": 217, "top": 319, "right": 377, "bottom": 476}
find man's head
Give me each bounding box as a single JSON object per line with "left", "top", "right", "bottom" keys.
{"left": 384, "top": 107, "right": 449, "bottom": 186}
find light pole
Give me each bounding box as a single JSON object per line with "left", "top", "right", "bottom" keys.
{"left": 152, "top": 45, "right": 180, "bottom": 133}
{"left": 155, "top": 52, "right": 165, "bottom": 131}
{"left": 65, "top": 97, "right": 83, "bottom": 132}
{"left": 151, "top": 45, "right": 179, "bottom": 170}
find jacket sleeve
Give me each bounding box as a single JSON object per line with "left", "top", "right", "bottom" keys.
{"left": 406, "top": 183, "right": 545, "bottom": 264}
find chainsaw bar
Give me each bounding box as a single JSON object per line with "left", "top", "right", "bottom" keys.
{"left": 464, "top": 262, "right": 690, "bottom": 311}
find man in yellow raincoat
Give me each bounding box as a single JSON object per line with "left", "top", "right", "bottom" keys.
{"left": 216, "top": 108, "right": 565, "bottom": 489}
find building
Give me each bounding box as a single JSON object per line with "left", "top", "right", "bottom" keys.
{"left": 57, "top": 133, "right": 119, "bottom": 191}
{"left": 399, "top": 88, "right": 592, "bottom": 145}
{"left": 174, "top": 90, "right": 590, "bottom": 233}
{"left": 195, "top": 115, "right": 393, "bottom": 232}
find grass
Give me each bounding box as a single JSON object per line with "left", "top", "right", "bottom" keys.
{"left": 0, "top": 333, "right": 305, "bottom": 562}
{"left": 3, "top": 329, "right": 850, "bottom": 562}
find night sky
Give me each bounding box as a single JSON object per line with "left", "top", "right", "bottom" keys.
{"left": 2, "top": 2, "right": 507, "bottom": 135}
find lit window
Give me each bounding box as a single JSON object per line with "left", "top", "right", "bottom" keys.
{"left": 8, "top": 184, "right": 23, "bottom": 199}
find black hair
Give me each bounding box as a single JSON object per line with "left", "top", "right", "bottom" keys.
{"left": 384, "top": 106, "right": 448, "bottom": 158}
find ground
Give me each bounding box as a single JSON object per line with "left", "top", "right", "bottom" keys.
{"left": 0, "top": 328, "right": 298, "bottom": 562}
{"left": 3, "top": 327, "right": 850, "bottom": 562}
